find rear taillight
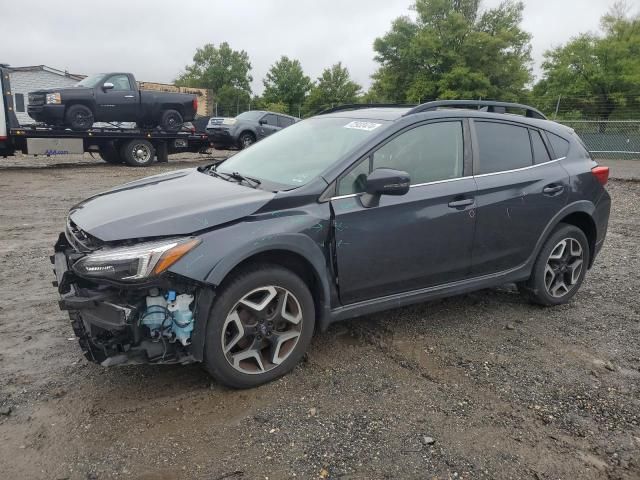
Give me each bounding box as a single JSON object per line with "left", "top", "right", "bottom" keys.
{"left": 591, "top": 166, "right": 609, "bottom": 186}
{"left": 193, "top": 97, "right": 198, "bottom": 113}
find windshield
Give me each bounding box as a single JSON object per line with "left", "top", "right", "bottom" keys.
{"left": 217, "top": 117, "right": 389, "bottom": 188}
{"left": 75, "top": 74, "right": 105, "bottom": 88}
{"left": 236, "top": 111, "right": 264, "bottom": 121}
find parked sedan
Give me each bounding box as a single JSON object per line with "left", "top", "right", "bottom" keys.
{"left": 208, "top": 110, "right": 299, "bottom": 150}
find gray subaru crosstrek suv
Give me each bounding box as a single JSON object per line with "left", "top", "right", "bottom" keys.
{"left": 53, "top": 100, "right": 611, "bottom": 388}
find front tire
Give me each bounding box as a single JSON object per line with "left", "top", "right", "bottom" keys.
{"left": 238, "top": 131, "right": 256, "bottom": 149}
{"left": 204, "top": 265, "right": 315, "bottom": 389}
{"left": 520, "top": 223, "right": 590, "bottom": 306}
{"left": 120, "top": 139, "right": 156, "bottom": 167}
{"left": 65, "top": 104, "right": 94, "bottom": 131}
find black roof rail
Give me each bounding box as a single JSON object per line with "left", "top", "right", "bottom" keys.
{"left": 404, "top": 100, "right": 547, "bottom": 120}
{"left": 318, "top": 103, "right": 416, "bottom": 115}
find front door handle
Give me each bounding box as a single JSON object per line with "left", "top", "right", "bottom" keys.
{"left": 448, "top": 198, "right": 475, "bottom": 209}
{"left": 543, "top": 184, "right": 564, "bottom": 196}
{"left": 124, "top": 95, "right": 135, "bottom": 98}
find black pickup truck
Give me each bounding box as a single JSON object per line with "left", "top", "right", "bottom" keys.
{"left": 28, "top": 72, "right": 197, "bottom": 131}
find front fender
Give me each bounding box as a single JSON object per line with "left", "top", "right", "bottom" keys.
{"left": 169, "top": 206, "right": 333, "bottom": 360}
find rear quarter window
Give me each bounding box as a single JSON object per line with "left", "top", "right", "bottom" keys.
{"left": 547, "top": 132, "right": 570, "bottom": 159}
{"left": 530, "top": 130, "right": 551, "bottom": 164}
{"left": 475, "top": 122, "right": 532, "bottom": 174}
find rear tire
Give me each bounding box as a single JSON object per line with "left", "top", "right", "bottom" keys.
{"left": 65, "top": 104, "right": 94, "bottom": 131}
{"left": 160, "top": 109, "right": 183, "bottom": 132}
{"left": 98, "top": 142, "right": 123, "bottom": 164}
{"left": 520, "top": 223, "right": 590, "bottom": 306}
{"left": 204, "top": 264, "right": 315, "bottom": 389}
{"left": 120, "top": 139, "right": 156, "bottom": 167}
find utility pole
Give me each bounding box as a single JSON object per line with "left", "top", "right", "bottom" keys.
{"left": 554, "top": 95, "right": 562, "bottom": 119}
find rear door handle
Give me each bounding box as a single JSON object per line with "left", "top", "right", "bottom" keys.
{"left": 448, "top": 198, "right": 475, "bottom": 209}
{"left": 124, "top": 95, "right": 135, "bottom": 98}
{"left": 543, "top": 184, "right": 564, "bottom": 195}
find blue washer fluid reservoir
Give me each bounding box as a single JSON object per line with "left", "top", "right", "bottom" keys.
{"left": 143, "top": 288, "right": 168, "bottom": 338}
{"left": 168, "top": 294, "right": 195, "bottom": 346}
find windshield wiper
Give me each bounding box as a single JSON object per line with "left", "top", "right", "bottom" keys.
{"left": 208, "top": 166, "right": 261, "bottom": 188}
{"left": 228, "top": 171, "right": 261, "bottom": 187}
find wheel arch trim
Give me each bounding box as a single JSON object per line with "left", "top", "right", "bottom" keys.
{"left": 529, "top": 200, "right": 597, "bottom": 270}
{"left": 190, "top": 234, "right": 332, "bottom": 361}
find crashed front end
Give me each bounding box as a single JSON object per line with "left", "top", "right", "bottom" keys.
{"left": 52, "top": 220, "right": 206, "bottom": 367}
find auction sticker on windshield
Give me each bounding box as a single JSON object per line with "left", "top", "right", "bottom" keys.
{"left": 344, "top": 121, "right": 382, "bottom": 132}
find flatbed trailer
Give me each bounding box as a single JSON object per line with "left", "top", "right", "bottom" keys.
{"left": 0, "top": 66, "right": 210, "bottom": 166}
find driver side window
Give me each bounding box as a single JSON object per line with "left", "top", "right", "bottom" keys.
{"left": 105, "top": 74, "right": 132, "bottom": 91}
{"left": 337, "top": 121, "right": 464, "bottom": 195}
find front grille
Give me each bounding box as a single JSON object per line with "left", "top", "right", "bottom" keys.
{"left": 65, "top": 218, "right": 103, "bottom": 253}
{"left": 28, "top": 93, "right": 45, "bottom": 106}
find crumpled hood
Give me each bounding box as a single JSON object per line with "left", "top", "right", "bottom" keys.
{"left": 69, "top": 168, "right": 275, "bottom": 241}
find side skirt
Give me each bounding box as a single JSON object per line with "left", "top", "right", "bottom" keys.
{"left": 324, "top": 264, "right": 531, "bottom": 327}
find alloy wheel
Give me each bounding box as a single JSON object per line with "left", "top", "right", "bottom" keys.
{"left": 166, "top": 114, "right": 179, "bottom": 129}
{"left": 241, "top": 135, "right": 254, "bottom": 148}
{"left": 221, "top": 286, "right": 303, "bottom": 375}
{"left": 74, "top": 110, "right": 92, "bottom": 129}
{"left": 544, "top": 238, "right": 584, "bottom": 298}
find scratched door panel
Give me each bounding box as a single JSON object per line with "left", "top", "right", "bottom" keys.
{"left": 471, "top": 162, "right": 569, "bottom": 275}
{"left": 331, "top": 178, "right": 477, "bottom": 305}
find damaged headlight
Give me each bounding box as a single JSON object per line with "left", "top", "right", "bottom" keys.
{"left": 46, "top": 93, "right": 61, "bottom": 104}
{"left": 72, "top": 237, "right": 200, "bottom": 282}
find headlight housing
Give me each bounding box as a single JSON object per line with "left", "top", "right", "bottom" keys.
{"left": 46, "top": 93, "right": 61, "bottom": 105}
{"left": 72, "top": 237, "right": 200, "bottom": 282}
{"left": 222, "top": 118, "right": 237, "bottom": 125}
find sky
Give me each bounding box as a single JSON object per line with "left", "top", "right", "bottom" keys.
{"left": 0, "top": 0, "right": 625, "bottom": 94}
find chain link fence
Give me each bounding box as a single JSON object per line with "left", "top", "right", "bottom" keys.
{"left": 557, "top": 120, "right": 640, "bottom": 160}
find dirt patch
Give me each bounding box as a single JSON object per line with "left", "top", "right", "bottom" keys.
{"left": 0, "top": 158, "right": 638, "bottom": 479}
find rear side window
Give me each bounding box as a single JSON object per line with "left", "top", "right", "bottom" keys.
{"left": 262, "top": 114, "right": 278, "bottom": 126}
{"left": 547, "top": 132, "right": 570, "bottom": 159}
{"left": 530, "top": 130, "right": 551, "bottom": 164}
{"left": 278, "top": 116, "right": 294, "bottom": 128}
{"left": 475, "top": 122, "right": 532, "bottom": 174}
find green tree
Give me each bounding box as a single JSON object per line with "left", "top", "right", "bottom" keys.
{"left": 263, "top": 56, "right": 312, "bottom": 115}
{"left": 304, "top": 62, "right": 362, "bottom": 114}
{"left": 371, "top": 0, "right": 532, "bottom": 103}
{"left": 534, "top": 4, "right": 640, "bottom": 120}
{"left": 176, "top": 42, "right": 253, "bottom": 99}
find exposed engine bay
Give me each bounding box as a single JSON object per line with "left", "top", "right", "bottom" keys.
{"left": 53, "top": 231, "right": 206, "bottom": 367}
{"left": 66, "top": 286, "right": 199, "bottom": 367}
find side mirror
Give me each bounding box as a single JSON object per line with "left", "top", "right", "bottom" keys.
{"left": 361, "top": 168, "right": 410, "bottom": 208}
{"left": 258, "top": 119, "right": 267, "bottom": 125}
{"left": 102, "top": 82, "right": 114, "bottom": 91}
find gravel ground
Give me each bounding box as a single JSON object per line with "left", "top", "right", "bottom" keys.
{"left": 0, "top": 154, "right": 638, "bottom": 480}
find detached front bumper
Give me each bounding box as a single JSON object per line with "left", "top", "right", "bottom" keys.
{"left": 52, "top": 233, "right": 199, "bottom": 366}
